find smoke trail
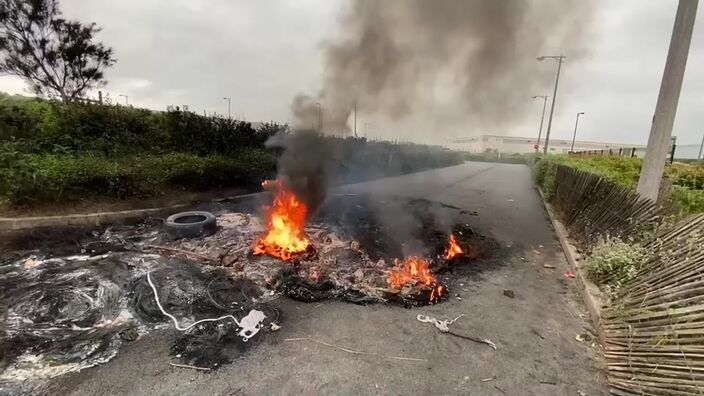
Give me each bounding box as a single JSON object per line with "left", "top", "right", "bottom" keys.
{"left": 292, "top": 0, "right": 595, "bottom": 138}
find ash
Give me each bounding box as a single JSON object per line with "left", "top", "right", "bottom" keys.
{"left": 0, "top": 194, "right": 493, "bottom": 393}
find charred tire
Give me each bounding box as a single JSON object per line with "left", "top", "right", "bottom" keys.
{"left": 165, "top": 211, "right": 217, "bottom": 239}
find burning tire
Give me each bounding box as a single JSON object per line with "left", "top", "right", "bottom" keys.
{"left": 165, "top": 211, "right": 217, "bottom": 239}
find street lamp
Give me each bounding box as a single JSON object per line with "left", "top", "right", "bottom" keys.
{"left": 223, "top": 97, "right": 231, "bottom": 119}
{"left": 119, "top": 94, "right": 129, "bottom": 106}
{"left": 570, "top": 112, "right": 585, "bottom": 152}
{"left": 532, "top": 95, "right": 549, "bottom": 152}
{"left": 315, "top": 102, "right": 323, "bottom": 134}
{"left": 537, "top": 54, "right": 566, "bottom": 154}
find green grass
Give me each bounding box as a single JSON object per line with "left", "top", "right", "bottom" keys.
{"left": 532, "top": 155, "right": 704, "bottom": 215}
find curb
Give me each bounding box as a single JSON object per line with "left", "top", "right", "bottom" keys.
{"left": 537, "top": 187, "right": 606, "bottom": 345}
{"left": 0, "top": 191, "right": 265, "bottom": 232}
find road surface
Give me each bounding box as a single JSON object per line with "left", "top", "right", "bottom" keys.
{"left": 55, "top": 162, "right": 607, "bottom": 395}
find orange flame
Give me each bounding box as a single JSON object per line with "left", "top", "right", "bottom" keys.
{"left": 388, "top": 256, "right": 445, "bottom": 302}
{"left": 253, "top": 180, "right": 311, "bottom": 261}
{"left": 444, "top": 234, "right": 464, "bottom": 260}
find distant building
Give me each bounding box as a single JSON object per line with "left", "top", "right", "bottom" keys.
{"left": 448, "top": 134, "right": 646, "bottom": 156}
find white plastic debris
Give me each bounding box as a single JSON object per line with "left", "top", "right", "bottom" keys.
{"left": 238, "top": 310, "right": 266, "bottom": 342}
{"left": 416, "top": 314, "right": 464, "bottom": 333}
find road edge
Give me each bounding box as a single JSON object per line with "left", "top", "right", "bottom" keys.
{"left": 537, "top": 187, "right": 606, "bottom": 344}
{"left": 0, "top": 192, "right": 264, "bottom": 231}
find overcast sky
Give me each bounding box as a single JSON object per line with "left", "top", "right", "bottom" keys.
{"left": 1, "top": 0, "right": 702, "bottom": 146}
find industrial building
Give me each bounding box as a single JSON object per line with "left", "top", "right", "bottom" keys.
{"left": 448, "top": 134, "right": 646, "bottom": 155}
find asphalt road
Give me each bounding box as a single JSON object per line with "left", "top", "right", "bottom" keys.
{"left": 55, "top": 162, "right": 607, "bottom": 396}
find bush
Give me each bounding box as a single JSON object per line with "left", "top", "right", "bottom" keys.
{"left": 588, "top": 237, "right": 649, "bottom": 288}
{"left": 0, "top": 150, "right": 277, "bottom": 205}
{"left": 533, "top": 155, "right": 704, "bottom": 214}
{"left": 532, "top": 156, "right": 561, "bottom": 200}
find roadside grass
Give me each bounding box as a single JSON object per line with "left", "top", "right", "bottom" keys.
{"left": 533, "top": 155, "right": 704, "bottom": 215}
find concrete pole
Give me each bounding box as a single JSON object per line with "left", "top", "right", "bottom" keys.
{"left": 698, "top": 133, "right": 704, "bottom": 160}
{"left": 354, "top": 102, "right": 357, "bottom": 137}
{"left": 636, "top": 0, "right": 698, "bottom": 202}
{"left": 532, "top": 95, "right": 549, "bottom": 150}
{"left": 542, "top": 55, "right": 566, "bottom": 155}
{"left": 570, "top": 112, "right": 585, "bottom": 152}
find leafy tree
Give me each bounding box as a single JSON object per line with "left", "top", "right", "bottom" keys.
{"left": 0, "top": 0, "right": 115, "bottom": 102}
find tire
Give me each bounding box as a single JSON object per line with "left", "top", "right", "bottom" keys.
{"left": 164, "top": 211, "right": 217, "bottom": 239}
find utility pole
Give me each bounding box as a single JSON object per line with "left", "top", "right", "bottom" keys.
{"left": 698, "top": 133, "right": 704, "bottom": 160}
{"left": 315, "top": 102, "right": 323, "bottom": 134}
{"left": 223, "top": 97, "right": 231, "bottom": 119}
{"left": 537, "top": 54, "right": 566, "bottom": 154}
{"left": 570, "top": 112, "right": 585, "bottom": 152}
{"left": 354, "top": 102, "right": 358, "bottom": 137}
{"left": 637, "top": 0, "right": 698, "bottom": 202}
{"left": 532, "top": 95, "right": 549, "bottom": 151}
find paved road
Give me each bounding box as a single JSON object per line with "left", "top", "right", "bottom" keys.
{"left": 57, "top": 162, "right": 607, "bottom": 395}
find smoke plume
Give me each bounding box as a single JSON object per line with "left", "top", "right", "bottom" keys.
{"left": 292, "top": 0, "right": 595, "bottom": 139}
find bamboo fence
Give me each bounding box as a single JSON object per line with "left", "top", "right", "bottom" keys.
{"left": 550, "top": 165, "right": 704, "bottom": 395}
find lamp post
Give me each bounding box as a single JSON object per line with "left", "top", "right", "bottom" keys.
{"left": 570, "top": 112, "right": 585, "bottom": 152}
{"left": 119, "top": 94, "right": 129, "bottom": 106}
{"left": 315, "top": 102, "right": 323, "bottom": 134}
{"left": 223, "top": 97, "right": 231, "bottom": 119}
{"left": 532, "top": 95, "right": 549, "bottom": 152}
{"left": 537, "top": 54, "right": 566, "bottom": 154}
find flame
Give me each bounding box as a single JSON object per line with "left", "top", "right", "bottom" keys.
{"left": 253, "top": 179, "right": 311, "bottom": 261}
{"left": 388, "top": 256, "right": 445, "bottom": 302}
{"left": 444, "top": 234, "right": 464, "bottom": 260}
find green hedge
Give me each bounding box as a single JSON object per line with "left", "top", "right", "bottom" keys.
{"left": 0, "top": 150, "right": 277, "bottom": 205}
{"left": 0, "top": 93, "right": 464, "bottom": 207}
{"left": 0, "top": 92, "right": 277, "bottom": 155}
{"left": 532, "top": 155, "right": 704, "bottom": 215}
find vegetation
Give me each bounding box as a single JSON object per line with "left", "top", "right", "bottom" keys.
{"left": 0, "top": 93, "right": 462, "bottom": 209}
{"left": 464, "top": 152, "right": 529, "bottom": 164}
{"left": 533, "top": 154, "right": 704, "bottom": 215}
{"left": 588, "top": 236, "right": 649, "bottom": 290}
{"left": 0, "top": 0, "right": 115, "bottom": 102}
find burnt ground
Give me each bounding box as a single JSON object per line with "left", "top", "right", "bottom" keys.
{"left": 49, "top": 162, "right": 607, "bottom": 395}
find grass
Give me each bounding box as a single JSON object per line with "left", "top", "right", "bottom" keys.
{"left": 532, "top": 155, "right": 704, "bottom": 215}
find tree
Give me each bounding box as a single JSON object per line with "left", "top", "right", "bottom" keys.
{"left": 0, "top": 0, "right": 115, "bottom": 102}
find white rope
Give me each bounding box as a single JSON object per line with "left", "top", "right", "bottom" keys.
{"left": 146, "top": 271, "right": 242, "bottom": 331}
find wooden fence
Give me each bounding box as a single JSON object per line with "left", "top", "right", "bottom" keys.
{"left": 549, "top": 165, "right": 704, "bottom": 395}
{"left": 552, "top": 165, "right": 660, "bottom": 248}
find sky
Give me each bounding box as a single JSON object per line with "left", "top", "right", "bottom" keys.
{"left": 0, "top": 0, "right": 703, "bottom": 146}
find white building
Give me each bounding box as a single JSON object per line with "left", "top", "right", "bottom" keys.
{"left": 448, "top": 134, "right": 646, "bottom": 156}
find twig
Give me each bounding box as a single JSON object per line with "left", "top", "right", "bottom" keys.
{"left": 530, "top": 328, "right": 545, "bottom": 340}
{"left": 147, "top": 244, "right": 216, "bottom": 262}
{"left": 447, "top": 331, "right": 497, "bottom": 350}
{"left": 284, "top": 337, "right": 426, "bottom": 362}
{"left": 169, "top": 362, "right": 211, "bottom": 371}
{"left": 493, "top": 385, "right": 506, "bottom": 394}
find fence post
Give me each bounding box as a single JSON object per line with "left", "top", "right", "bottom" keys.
{"left": 670, "top": 141, "right": 676, "bottom": 164}
{"left": 619, "top": 148, "right": 623, "bottom": 156}
{"left": 98, "top": 91, "right": 103, "bottom": 105}
{"left": 601, "top": 149, "right": 604, "bottom": 155}
{"left": 631, "top": 147, "right": 636, "bottom": 158}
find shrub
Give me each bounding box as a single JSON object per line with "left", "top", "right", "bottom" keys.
{"left": 588, "top": 237, "right": 649, "bottom": 288}
{"left": 0, "top": 150, "right": 277, "bottom": 205}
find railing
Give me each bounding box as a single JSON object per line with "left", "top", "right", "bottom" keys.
{"left": 569, "top": 144, "right": 677, "bottom": 164}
